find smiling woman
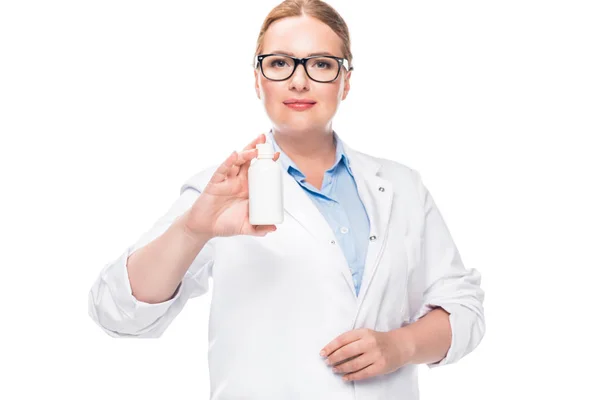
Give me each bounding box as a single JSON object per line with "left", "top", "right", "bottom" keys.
{"left": 88, "top": 1, "right": 485, "bottom": 399}
{"left": 253, "top": 0, "right": 353, "bottom": 140}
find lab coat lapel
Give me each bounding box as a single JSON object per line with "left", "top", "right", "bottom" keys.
{"left": 264, "top": 134, "right": 394, "bottom": 301}
{"left": 342, "top": 144, "right": 394, "bottom": 309}
{"left": 280, "top": 171, "right": 358, "bottom": 296}
{"left": 280, "top": 170, "right": 336, "bottom": 243}
{"left": 264, "top": 134, "right": 336, "bottom": 244}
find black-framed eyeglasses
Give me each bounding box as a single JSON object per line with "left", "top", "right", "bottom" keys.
{"left": 255, "top": 53, "right": 353, "bottom": 83}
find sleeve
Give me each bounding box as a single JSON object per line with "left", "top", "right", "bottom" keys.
{"left": 87, "top": 187, "right": 215, "bottom": 338}
{"left": 409, "top": 170, "right": 486, "bottom": 368}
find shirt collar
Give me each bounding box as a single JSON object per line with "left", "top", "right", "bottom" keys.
{"left": 267, "top": 129, "right": 353, "bottom": 179}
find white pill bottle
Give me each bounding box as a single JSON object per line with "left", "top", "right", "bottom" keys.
{"left": 248, "top": 143, "right": 284, "bottom": 225}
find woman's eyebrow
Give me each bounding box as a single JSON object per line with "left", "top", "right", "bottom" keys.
{"left": 270, "top": 50, "right": 336, "bottom": 57}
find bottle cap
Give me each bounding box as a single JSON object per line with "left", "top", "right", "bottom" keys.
{"left": 256, "top": 143, "right": 274, "bottom": 158}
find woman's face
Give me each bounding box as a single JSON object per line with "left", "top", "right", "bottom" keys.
{"left": 254, "top": 15, "right": 352, "bottom": 135}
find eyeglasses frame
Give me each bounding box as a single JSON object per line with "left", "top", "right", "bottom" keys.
{"left": 255, "top": 53, "right": 354, "bottom": 83}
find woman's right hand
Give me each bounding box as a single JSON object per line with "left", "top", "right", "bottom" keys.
{"left": 183, "top": 133, "right": 281, "bottom": 239}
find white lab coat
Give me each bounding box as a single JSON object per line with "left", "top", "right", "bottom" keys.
{"left": 88, "top": 134, "right": 485, "bottom": 400}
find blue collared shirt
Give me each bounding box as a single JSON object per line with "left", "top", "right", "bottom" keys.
{"left": 267, "top": 130, "right": 371, "bottom": 296}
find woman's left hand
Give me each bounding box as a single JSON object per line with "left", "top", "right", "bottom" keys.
{"left": 320, "top": 328, "right": 415, "bottom": 382}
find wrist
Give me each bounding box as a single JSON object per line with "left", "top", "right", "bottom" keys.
{"left": 390, "top": 326, "right": 418, "bottom": 366}
{"left": 179, "top": 210, "right": 215, "bottom": 243}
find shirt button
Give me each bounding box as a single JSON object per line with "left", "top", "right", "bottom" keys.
{"left": 340, "top": 227, "right": 349, "bottom": 234}
{"left": 369, "top": 235, "right": 377, "bottom": 241}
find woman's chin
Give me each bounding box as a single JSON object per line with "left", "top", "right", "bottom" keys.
{"left": 279, "top": 122, "right": 318, "bottom": 133}
{"left": 278, "top": 116, "right": 323, "bottom": 131}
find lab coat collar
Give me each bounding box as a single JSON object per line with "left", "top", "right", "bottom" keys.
{"left": 264, "top": 131, "right": 394, "bottom": 303}
{"left": 266, "top": 129, "right": 353, "bottom": 179}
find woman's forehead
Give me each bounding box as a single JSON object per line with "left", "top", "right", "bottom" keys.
{"left": 262, "top": 15, "right": 344, "bottom": 57}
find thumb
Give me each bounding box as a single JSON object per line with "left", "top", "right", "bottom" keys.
{"left": 250, "top": 224, "right": 277, "bottom": 236}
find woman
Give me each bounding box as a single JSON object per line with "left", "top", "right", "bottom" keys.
{"left": 88, "top": 0, "right": 485, "bottom": 398}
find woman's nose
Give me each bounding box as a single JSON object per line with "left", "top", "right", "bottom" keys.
{"left": 288, "top": 65, "right": 310, "bottom": 91}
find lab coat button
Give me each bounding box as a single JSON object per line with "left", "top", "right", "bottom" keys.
{"left": 330, "top": 240, "right": 336, "bottom": 245}
{"left": 378, "top": 186, "right": 385, "bottom": 192}
{"left": 340, "top": 227, "right": 349, "bottom": 234}
{"left": 369, "top": 235, "right": 377, "bottom": 241}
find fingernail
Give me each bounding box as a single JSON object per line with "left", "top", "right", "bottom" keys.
{"left": 320, "top": 350, "right": 325, "bottom": 357}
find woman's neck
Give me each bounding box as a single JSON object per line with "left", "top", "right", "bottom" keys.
{"left": 272, "top": 128, "right": 337, "bottom": 171}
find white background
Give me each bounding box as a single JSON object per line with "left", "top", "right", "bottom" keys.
{"left": 1, "top": 0, "right": 599, "bottom": 399}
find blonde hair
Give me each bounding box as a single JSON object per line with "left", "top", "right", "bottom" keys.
{"left": 254, "top": 0, "right": 353, "bottom": 69}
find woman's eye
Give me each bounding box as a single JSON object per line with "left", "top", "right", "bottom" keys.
{"left": 312, "top": 60, "right": 333, "bottom": 69}
{"left": 271, "top": 60, "right": 289, "bottom": 68}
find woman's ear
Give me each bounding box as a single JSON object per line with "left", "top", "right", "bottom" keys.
{"left": 254, "top": 69, "right": 261, "bottom": 100}
{"left": 341, "top": 70, "right": 352, "bottom": 100}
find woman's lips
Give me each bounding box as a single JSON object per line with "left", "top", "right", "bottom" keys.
{"left": 284, "top": 102, "right": 316, "bottom": 111}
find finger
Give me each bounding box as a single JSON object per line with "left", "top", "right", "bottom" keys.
{"left": 239, "top": 148, "right": 263, "bottom": 178}
{"left": 342, "top": 363, "right": 379, "bottom": 382}
{"left": 332, "top": 353, "right": 375, "bottom": 375}
{"left": 326, "top": 340, "right": 365, "bottom": 367}
{"left": 228, "top": 149, "right": 259, "bottom": 178}
{"left": 236, "top": 149, "right": 259, "bottom": 165}
{"left": 273, "top": 151, "right": 280, "bottom": 162}
{"left": 239, "top": 159, "right": 251, "bottom": 178}
{"left": 321, "top": 329, "right": 364, "bottom": 358}
{"left": 243, "top": 133, "right": 266, "bottom": 151}
{"left": 249, "top": 224, "right": 277, "bottom": 236}
{"left": 210, "top": 151, "right": 238, "bottom": 184}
